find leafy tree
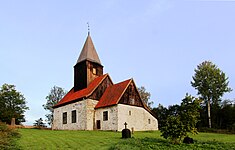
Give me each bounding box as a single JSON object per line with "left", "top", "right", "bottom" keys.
{"left": 42, "top": 86, "right": 67, "bottom": 125}
{"left": 152, "top": 104, "right": 168, "bottom": 129}
{"left": 138, "top": 86, "right": 153, "bottom": 108}
{"left": 0, "top": 84, "right": 29, "bottom": 124}
{"left": 219, "top": 99, "right": 235, "bottom": 130}
{"left": 179, "top": 94, "right": 201, "bottom": 134}
{"left": 33, "top": 118, "right": 47, "bottom": 128}
{"left": 160, "top": 94, "right": 201, "bottom": 144}
{"left": 191, "top": 61, "right": 232, "bottom": 128}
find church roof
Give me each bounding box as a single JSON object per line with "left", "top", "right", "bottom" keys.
{"left": 95, "top": 78, "right": 155, "bottom": 118}
{"left": 53, "top": 74, "right": 108, "bottom": 108}
{"left": 76, "top": 34, "right": 101, "bottom": 65}
{"left": 95, "top": 79, "right": 132, "bottom": 109}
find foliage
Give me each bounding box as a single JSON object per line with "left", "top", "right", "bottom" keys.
{"left": 161, "top": 115, "right": 186, "bottom": 144}
{"left": 0, "top": 83, "right": 29, "bottom": 124}
{"left": 42, "top": 86, "right": 67, "bottom": 125}
{"left": 191, "top": 61, "right": 232, "bottom": 128}
{"left": 152, "top": 104, "right": 168, "bottom": 129}
{"left": 138, "top": 86, "right": 153, "bottom": 108}
{"left": 33, "top": 118, "right": 47, "bottom": 128}
{"left": 17, "top": 129, "right": 235, "bottom": 150}
{"left": 160, "top": 94, "right": 201, "bottom": 144}
{"left": 0, "top": 122, "right": 20, "bottom": 150}
{"left": 179, "top": 94, "right": 201, "bottom": 134}
{"left": 197, "top": 99, "right": 235, "bottom": 131}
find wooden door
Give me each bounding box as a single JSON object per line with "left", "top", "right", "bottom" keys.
{"left": 96, "top": 120, "right": 101, "bottom": 129}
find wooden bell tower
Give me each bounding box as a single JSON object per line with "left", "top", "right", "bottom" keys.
{"left": 74, "top": 34, "right": 103, "bottom": 92}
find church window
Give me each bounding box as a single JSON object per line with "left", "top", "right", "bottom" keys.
{"left": 72, "top": 110, "right": 76, "bottom": 123}
{"left": 148, "top": 119, "right": 151, "bottom": 124}
{"left": 103, "top": 111, "right": 108, "bottom": 121}
{"left": 129, "top": 111, "right": 131, "bottom": 115}
{"left": 63, "top": 112, "right": 67, "bottom": 124}
{"left": 93, "top": 68, "right": 97, "bottom": 75}
{"left": 130, "top": 98, "right": 135, "bottom": 105}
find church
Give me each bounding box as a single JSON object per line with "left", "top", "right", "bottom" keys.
{"left": 52, "top": 33, "right": 158, "bottom": 131}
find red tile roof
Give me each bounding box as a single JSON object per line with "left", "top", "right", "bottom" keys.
{"left": 53, "top": 74, "right": 108, "bottom": 108}
{"left": 95, "top": 79, "right": 132, "bottom": 109}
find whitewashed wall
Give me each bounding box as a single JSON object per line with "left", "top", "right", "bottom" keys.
{"left": 117, "top": 104, "right": 158, "bottom": 131}
{"left": 52, "top": 99, "right": 98, "bottom": 130}
{"left": 95, "top": 106, "right": 118, "bottom": 130}
{"left": 95, "top": 104, "right": 158, "bottom": 131}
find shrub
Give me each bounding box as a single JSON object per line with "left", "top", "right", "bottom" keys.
{"left": 0, "top": 122, "right": 20, "bottom": 149}
{"left": 160, "top": 94, "right": 201, "bottom": 144}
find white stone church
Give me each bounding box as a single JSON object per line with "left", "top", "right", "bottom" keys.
{"left": 52, "top": 33, "right": 158, "bottom": 131}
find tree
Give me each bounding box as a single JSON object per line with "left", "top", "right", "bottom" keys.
{"left": 152, "top": 104, "right": 168, "bottom": 129}
{"left": 42, "top": 86, "right": 67, "bottom": 125}
{"left": 138, "top": 86, "right": 153, "bottom": 108}
{"left": 33, "top": 118, "right": 47, "bottom": 128}
{"left": 0, "top": 83, "right": 29, "bottom": 124}
{"left": 160, "top": 94, "right": 201, "bottom": 144}
{"left": 219, "top": 99, "right": 235, "bottom": 130}
{"left": 191, "top": 61, "right": 232, "bottom": 128}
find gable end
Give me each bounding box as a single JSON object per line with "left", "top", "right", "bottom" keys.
{"left": 119, "top": 80, "right": 143, "bottom": 107}
{"left": 88, "top": 75, "right": 113, "bottom": 100}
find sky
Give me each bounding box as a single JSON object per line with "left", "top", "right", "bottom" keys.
{"left": 0, "top": 0, "right": 235, "bottom": 125}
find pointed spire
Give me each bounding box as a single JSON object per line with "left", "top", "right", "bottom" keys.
{"left": 76, "top": 34, "right": 101, "bottom": 65}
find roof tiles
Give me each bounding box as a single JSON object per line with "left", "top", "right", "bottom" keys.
{"left": 53, "top": 74, "right": 108, "bottom": 108}
{"left": 95, "top": 79, "right": 132, "bottom": 109}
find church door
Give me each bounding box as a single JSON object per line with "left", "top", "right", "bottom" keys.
{"left": 97, "top": 120, "right": 101, "bottom": 129}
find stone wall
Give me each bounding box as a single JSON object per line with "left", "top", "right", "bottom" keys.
{"left": 52, "top": 99, "right": 98, "bottom": 130}
{"left": 53, "top": 100, "right": 158, "bottom": 131}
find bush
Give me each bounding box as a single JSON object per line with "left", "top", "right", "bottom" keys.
{"left": 0, "top": 122, "right": 20, "bottom": 149}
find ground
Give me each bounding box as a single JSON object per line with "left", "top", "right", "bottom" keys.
{"left": 16, "top": 129, "right": 235, "bottom": 150}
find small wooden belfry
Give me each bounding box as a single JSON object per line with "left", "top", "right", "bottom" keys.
{"left": 122, "top": 122, "right": 131, "bottom": 138}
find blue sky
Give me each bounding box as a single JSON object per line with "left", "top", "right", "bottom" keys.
{"left": 0, "top": 0, "right": 235, "bottom": 125}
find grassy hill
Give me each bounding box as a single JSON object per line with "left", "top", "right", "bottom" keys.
{"left": 17, "top": 129, "right": 235, "bottom": 150}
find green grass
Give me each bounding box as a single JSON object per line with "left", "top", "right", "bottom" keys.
{"left": 17, "top": 129, "right": 235, "bottom": 150}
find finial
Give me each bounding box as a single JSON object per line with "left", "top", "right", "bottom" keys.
{"left": 87, "top": 22, "right": 90, "bottom": 35}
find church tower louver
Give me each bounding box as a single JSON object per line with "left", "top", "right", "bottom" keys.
{"left": 74, "top": 33, "right": 103, "bottom": 92}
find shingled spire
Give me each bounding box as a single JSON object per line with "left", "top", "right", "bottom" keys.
{"left": 76, "top": 34, "right": 101, "bottom": 65}
{"left": 74, "top": 34, "right": 103, "bottom": 92}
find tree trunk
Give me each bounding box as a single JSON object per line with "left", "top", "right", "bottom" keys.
{"left": 207, "top": 100, "right": 212, "bottom": 128}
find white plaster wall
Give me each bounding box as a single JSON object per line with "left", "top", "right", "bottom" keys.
{"left": 117, "top": 104, "right": 158, "bottom": 131}
{"left": 95, "top": 106, "right": 118, "bottom": 131}
{"left": 52, "top": 99, "right": 98, "bottom": 130}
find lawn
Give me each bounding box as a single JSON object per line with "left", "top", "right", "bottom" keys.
{"left": 17, "top": 129, "right": 235, "bottom": 150}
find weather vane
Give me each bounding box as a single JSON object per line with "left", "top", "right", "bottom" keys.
{"left": 87, "top": 22, "right": 90, "bottom": 35}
